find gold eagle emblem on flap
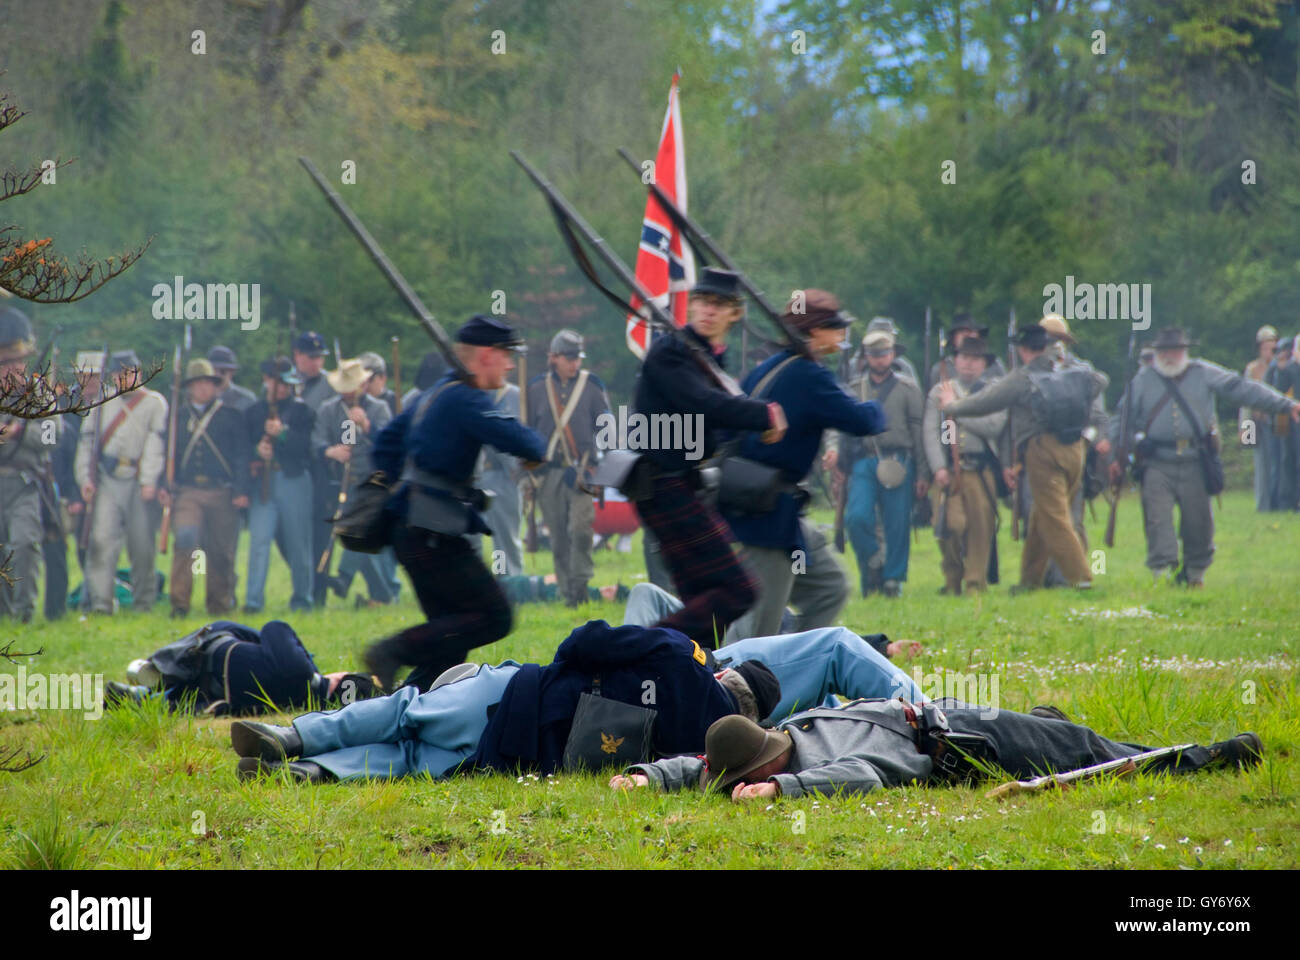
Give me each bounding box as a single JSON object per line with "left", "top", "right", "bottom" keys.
{"left": 600, "top": 732, "right": 625, "bottom": 754}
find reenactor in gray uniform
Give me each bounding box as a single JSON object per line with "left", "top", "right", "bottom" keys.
{"left": 208, "top": 346, "right": 258, "bottom": 414}
{"left": 163, "top": 360, "right": 251, "bottom": 617}
{"left": 0, "top": 305, "right": 50, "bottom": 622}
{"left": 1037, "top": 314, "right": 1110, "bottom": 587}
{"left": 475, "top": 380, "right": 524, "bottom": 576}
{"left": 940, "top": 322, "right": 1106, "bottom": 592}
{"left": 1109, "top": 327, "right": 1299, "bottom": 587}
{"left": 836, "top": 329, "right": 928, "bottom": 597}
{"left": 75, "top": 350, "right": 168, "bottom": 614}
{"left": 928, "top": 313, "right": 1007, "bottom": 392}
{"left": 526, "top": 329, "right": 611, "bottom": 606}
{"left": 314, "top": 358, "right": 393, "bottom": 604}
{"left": 923, "top": 338, "right": 1006, "bottom": 594}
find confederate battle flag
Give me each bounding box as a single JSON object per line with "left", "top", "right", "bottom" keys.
{"left": 626, "top": 73, "right": 696, "bottom": 359}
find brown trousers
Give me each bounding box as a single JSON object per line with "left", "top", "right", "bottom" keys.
{"left": 1020, "top": 434, "right": 1091, "bottom": 587}
{"left": 934, "top": 466, "right": 997, "bottom": 593}
{"left": 169, "top": 485, "right": 239, "bottom": 614}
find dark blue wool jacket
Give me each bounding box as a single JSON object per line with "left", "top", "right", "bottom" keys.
{"left": 723, "top": 350, "right": 885, "bottom": 552}
{"left": 469, "top": 620, "right": 738, "bottom": 775}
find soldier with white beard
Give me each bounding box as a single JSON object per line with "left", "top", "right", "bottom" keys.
{"left": 1110, "top": 327, "right": 1299, "bottom": 586}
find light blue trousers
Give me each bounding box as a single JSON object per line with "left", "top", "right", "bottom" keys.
{"left": 622, "top": 582, "right": 925, "bottom": 721}
{"left": 245, "top": 471, "right": 314, "bottom": 611}
{"left": 293, "top": 662, "right": 521, "bottom": 780}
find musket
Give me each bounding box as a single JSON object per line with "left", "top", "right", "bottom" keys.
{"left": 158, "top": 342, "right": 182, "bottom": 552}
{"left": 519, "top": 346, "right": 539, "bottom": 554}
{"left": 511, "top": 150, "right": 744, "bottom": 398}
{"left": 298, "top": 157, "right": 469, "bottom": 380}
{"left": 257, "top": 376, "right": 277, "bottom": 504}
{"left": 288, "top": 300, "right": 298, "bottom": 360}
{"left": 939, "top": 328, "right": 961, "bottom": 495}
{"left": 1007, "top": 307, "right": 1021, "bottom": 541}
{"left": 390, "top": 336, "right": 402, "bottom": 414}
{"left": 923, "top": 307, "right": 932, "bottom": 392}
{"left": 317, "top": 455, "right": 351, "bottom": 574}
{"left": 334, "top": 336, "right": 343, "bottom": 369}
{"left": 615, "top": 146, "right": 808, "bottom": 361}
{"left": 1104, "top": 330, "right": 1139, "bottom": 548}
{"left": 988, "top": 744, "right": 1197, "bottom": 801}
{"left": 79, "top": 341, "right": 111, "bottom": 552}
{"left": 831, "top": 462, "right": 847, "bottom": 553}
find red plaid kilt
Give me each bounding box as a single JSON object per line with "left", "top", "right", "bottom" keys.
{"left": 634, "top": 475, "right": 757, "bottom": 647}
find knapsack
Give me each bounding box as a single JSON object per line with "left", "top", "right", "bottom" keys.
{"left": 1027, "top": 367, "right": 1093, "bottom": 444}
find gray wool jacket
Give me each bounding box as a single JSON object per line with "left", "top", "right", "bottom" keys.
{"left": 627, "top": 700, "right": 933, "bottom": 798}
{"left": 1110, "top": 359, "right": 1296, "bottom": 459}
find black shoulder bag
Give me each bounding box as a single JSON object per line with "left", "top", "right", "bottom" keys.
{"left": 561, "top": 675, "right": 657, "bottom": 772}
{"left": 1157, "top": 375, "right": 1225, "bottom": 495}
{"left": 334, "top": 383, "right": 449, "bottom": 553}
{"left": 715, "top": 355, "right": 801, "bottom": 515}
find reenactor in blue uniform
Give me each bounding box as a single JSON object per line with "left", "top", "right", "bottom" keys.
{"left": 721, "top": 290, "right": 885, "bottom": 640}
{"left": 363, "top": 316, "right": 547, "bottom": 691}
{"left": 208, "top": 346, "right": 258, "bottom": 414}
{"left": 243, "top": 357, "right": 315, "bottom": 613}
{"left": 631, "top": 267, "right": 786, "bottom": 647}
{"left": 292, "top": 331, "right": 338, "bottom": 607}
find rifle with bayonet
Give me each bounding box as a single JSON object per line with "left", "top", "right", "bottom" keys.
{"left": 615, "top": 146, "right": 811, "bottom": 362}
{"left": 1007, "top": 308, "right": 1021, "bottom": 541}
{"left": 923, "top": 306, "right": 932, "bottom": 392}
{"left": 158, "top": 342, "right": 182, "bottom": 552}
{"left": 298, "top": 157, "right": 469, "bottom": 380}
{"left": 519, "top": 345, "right": 539, "bottom": 553}
{"left": 390, "top": 336, "right": 402, "bottom": 414}
{"left": 1104, "top": 330, "right": 1139, "bottom": 548}
{"left": 78, "top": 341, "right": 111, "bottom": 552}
{"left": 513, "top": 150, "right": 744, "bottom": 398}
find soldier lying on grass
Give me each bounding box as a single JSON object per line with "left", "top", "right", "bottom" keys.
{"left": 229, "top": 611, "right": 936, "bottom": 784}
{"left": 609, "top": 700, "right": 1262, "bottom": 801}
{"left": 102, "top": 619, "right": 383, "bottom": 716}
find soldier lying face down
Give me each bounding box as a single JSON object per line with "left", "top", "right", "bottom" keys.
{"left": 610, "top": 700, "right": 1262, "bottom": 801}
{"left": 230, "top": 619, "right": 780, "bottom": 784}
{"left": 103, "top": 620, "right": 382, "bottom": 716}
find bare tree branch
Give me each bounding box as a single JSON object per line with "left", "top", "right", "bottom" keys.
{"left": 0, "top": 226, "right": 152, "bottom": 303}
{"left": 0, "top": 360, "right": 164, "bottom": 420}
{"left": 0, "top": 637, "right": 43, "bottom": 664}
{"left": 0, "top": 745, "right": 46, "bottom": 774}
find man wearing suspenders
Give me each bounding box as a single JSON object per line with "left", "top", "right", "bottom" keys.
{"left": 75, "top": 350, "right": 168, "bottom": 614}
{"left": 527, "top": 329, "right": 611, "bottom": 606}
{"left": 162, "top": 359, "right": 251, "bottom": 617}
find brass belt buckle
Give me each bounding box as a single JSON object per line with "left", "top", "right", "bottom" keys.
{"left": 1175, "top": 437, "right": 1188, "bottom": 456}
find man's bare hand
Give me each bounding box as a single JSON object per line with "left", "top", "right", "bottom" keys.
{"left": 761, "top": 404, "right": 788, "bottom": 444}
{"left": 326, "top": 444, "right": 352, "bottom": 463}
{"left": 1003, "top": 467, "right": 1018, "bottom": 491}
{"left": 257, "top": 438, "right": 274, "bottom": 461}
{"left": 937, "top": 382, "right": 956, "bottom": 408}
{"left": 915, "top": 478, "right": 929, "bottom": 499}
{"left": 821, "top": 447, "right": 838, "bottom": 472}
{"left": 731, "top": 781, "right": 778, "bottom": 802}
{"left": 933, "top": 468, "right": 950, "bottom": 490}
{"left": 1108, "top": 461, "right": 1123, "bottom": 485}
{"left": 609, "top": 773, "right": 649, "bottom": 790}
{"left": 81, "top": 483, "right": 96, "bottom": 503}
{"left": 1093, "top": 437, "right": 1111, "bottom": 457}
{"left": 264, "top": 417, "right": 285, "bottom": 438}
{"left": 156, "top": 488, "right": 171, "bottom": 508}
{"left": 231, "top": 495, "right": 250, "bottom": 509}
{"left": 886, "top": 639, "right": 923, "bottom": 659}
{"left": 140, "top": 485, "right": 156, "bottom": 502}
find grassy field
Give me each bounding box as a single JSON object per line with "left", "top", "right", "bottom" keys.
{"left": 1, "top": 486, "right": 1297, "bottom": 869}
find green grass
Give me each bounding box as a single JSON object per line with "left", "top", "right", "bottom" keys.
{"left": 1, "top": 487, "right": 1297, "bottom": 869}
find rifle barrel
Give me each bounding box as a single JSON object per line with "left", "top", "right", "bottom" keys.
{"left": 298, "top": 156, "right": 468, "bottom": 380}
{"left": 615, "top": 146, "right": 801, "bottom": 356}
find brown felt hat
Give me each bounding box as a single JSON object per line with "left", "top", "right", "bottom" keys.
{"left": 698, "top": 714, "right": 792, "bottom": 791}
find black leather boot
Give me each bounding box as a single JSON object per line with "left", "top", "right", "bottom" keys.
{"left": 230, "top": 720, "right": 303, "bottom": 761}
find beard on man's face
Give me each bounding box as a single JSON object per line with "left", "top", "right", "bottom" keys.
{"left": 1153, "top": 351, "right": 1190, "bottom": 379}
